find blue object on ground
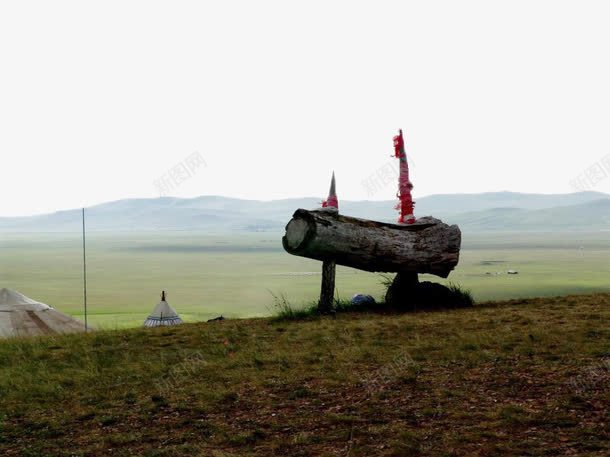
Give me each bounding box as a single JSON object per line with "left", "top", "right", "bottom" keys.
{"left": 351, "top": 294, "right": 376, "bottom": 306}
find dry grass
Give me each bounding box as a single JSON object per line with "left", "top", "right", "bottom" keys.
{"left": 0, "top": 293, "right": 609, "bottom": 456}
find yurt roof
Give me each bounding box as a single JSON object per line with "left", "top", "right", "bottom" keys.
{"left": 0, "top": 288, "right": 87, "bottom": 338}
{"left": 144, "top": 296, "right": 183, "bottom": 327}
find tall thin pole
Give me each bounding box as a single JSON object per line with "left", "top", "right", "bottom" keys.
{"left": 82, "top": 208, "right": 88, "bottom": 331}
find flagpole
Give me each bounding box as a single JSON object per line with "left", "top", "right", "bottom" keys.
{"left": 82, "top": 208, "right": 88, "bottom": 331}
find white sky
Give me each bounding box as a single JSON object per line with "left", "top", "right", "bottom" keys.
{"left": 1, "top": 1, "right": 610, "bottom": 216}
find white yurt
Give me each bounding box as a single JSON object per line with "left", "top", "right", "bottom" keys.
{"left": 0, "top": 288, "right": 87, "bottom": 338}
{"left": 143, "top": 291, "right": 183, "bottom": 327}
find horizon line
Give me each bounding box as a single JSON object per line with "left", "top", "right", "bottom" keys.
{"left": 2, "top": 190, "right": 608, "bottom": 219}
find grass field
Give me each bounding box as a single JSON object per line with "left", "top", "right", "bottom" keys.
{"left": 1, "top": 231, "right": 609, "bottom": 328}
{"left": 0, "top": 293, "right": 608, "bottom": 456}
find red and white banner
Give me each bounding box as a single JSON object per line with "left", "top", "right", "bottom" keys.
{"left": 393, "top": 129, "right": 415, "bottom": 224}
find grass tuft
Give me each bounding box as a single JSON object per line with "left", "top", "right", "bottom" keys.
{"left": 268, "top": 292, "right": 319, "bottom": 321}
{"left": 447, "top": 282, "right": 475, "bottom": 307}
{"left": 270, "top": 280, "right": 474, "bottom": 320}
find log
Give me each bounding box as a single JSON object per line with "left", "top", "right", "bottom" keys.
{"left": 282, "top": 209, "right": 461, "bottom": 278}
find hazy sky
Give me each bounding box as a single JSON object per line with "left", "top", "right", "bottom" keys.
{"left": 1, "top": 1, "right": 610, "bottom": 216}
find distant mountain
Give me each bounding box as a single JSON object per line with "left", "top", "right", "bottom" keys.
{"left": 0, "top": 192, "right": 608, "bottom": 232}
{"left": 415, "top": 191, "right": 609, "bottom": 214}
{"left": 447, "top": 199, "right": 610, "bottom": 231}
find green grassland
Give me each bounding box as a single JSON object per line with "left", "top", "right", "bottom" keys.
{"left": 0, "top": 293, "right": 608, "bottom": 456}
{"left": 1, "top": 231, "right": 609, "bottom": 328}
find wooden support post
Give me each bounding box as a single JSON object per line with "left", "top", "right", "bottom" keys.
{"left": 318, "top": 260, "right": 336, "bottom": 313}
{"left": 385, "top": 271, "right": 419, "bottom": 306}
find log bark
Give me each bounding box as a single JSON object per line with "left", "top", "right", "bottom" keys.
{"left": 282, "top": 209, "right": 461, "bottom": 278}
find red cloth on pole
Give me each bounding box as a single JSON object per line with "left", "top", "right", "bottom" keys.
{"left": 321, "top": 172, "right": 338, "bottom": 210}
{"left": 393, "top": 129, "right": 415, "bottom": 224}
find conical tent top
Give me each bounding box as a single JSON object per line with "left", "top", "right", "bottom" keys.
{"left": 144, "top": 291, "right": 183, "bottom": 327}
{"left": 321, "top": 171, "right": 338, "bottom": 211}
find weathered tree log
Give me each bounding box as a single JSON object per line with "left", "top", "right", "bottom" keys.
{"left": 282, "top": 209, "right": 461, "bottom": 278}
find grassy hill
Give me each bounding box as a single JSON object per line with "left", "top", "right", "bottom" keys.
{"left": 0, "top": 293, "right": 608, "bottom": 456}
{"left": 1, "top": 191, "right": 609, "bottom": 232}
